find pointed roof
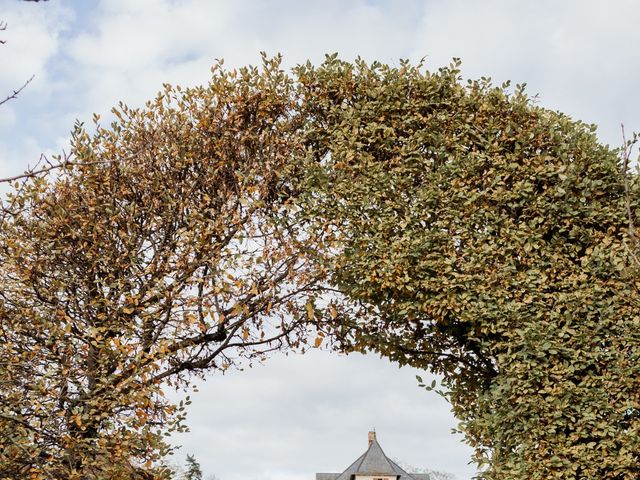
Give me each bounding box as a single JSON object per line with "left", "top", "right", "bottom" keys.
{"left": 331, "top": 432, "right": 419, "bottom": 480}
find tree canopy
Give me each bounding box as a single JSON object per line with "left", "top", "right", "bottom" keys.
{"left": 294, "top": 56, "right": 640, "bottom": 480}
{"left": 1, "top": 55, "right": 638, "bottom": 480}
{"left": 0, "top": 57, "right": 328, "bottom": 479}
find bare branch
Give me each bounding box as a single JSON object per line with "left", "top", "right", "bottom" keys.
{"left": 621, "top": 124, "right": 638, "bottom": 238}
{"left": 0, "top": 74, "right": 34, "bottom": 108}
{"left": 0, "top": 157, "right": 115, "bottom": 184}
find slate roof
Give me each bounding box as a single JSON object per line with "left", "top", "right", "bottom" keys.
{"left": 316, "top": 475, "right": 430, "bottom": 480}
{"left": 316, "top": 433, "right": 431, "bottom": 480}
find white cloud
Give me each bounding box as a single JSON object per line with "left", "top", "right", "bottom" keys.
{"left": 62, "top": 0, "right": 422, "bottom": 119}
{"left": 410, "top": 0, "right": 640, "bottom": 146}
{"left": 0, "top": 103, "right": 16, "bottom": 128}
{"left": 0, "top": 1, "right": 73, "bottom": 94}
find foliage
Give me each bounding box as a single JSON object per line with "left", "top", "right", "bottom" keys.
{"left": 0, "top": 56, "right": 327, "bottom": 479}
{"left": 294, "top": 56, "right": 640, "bottom": 480}
{"left": 2, "top": 52, "right": 639, "bottom": 480}
{"left": 392, "top": 459, "right": 453, "bottom": 480}
{"left": 183, "top": 454, "right": 202, "bottom": 480}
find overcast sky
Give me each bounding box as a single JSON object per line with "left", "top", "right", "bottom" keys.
{"left": 2, "top": 1, "right": 640, "bottom": 479}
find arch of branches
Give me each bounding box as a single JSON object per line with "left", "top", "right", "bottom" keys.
{"left": 1, "top": 56, "right": 638, "bottom": 480}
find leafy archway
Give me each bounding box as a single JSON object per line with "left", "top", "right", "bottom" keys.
{"left": 1, "top": 56, "right": 638, "bottom": 480}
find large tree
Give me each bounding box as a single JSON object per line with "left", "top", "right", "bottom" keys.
{"left": 0, "top": 56, "right": 327, "bottom": 479}
{"left": 294, "top": 56, "right": 640, "bottom": 480}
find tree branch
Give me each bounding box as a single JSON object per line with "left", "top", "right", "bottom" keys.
{"left": 0, "top": 75, "right": 34, "bottom": 108}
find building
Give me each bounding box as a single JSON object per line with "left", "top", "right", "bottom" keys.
{"left": 316, "top": 431, "right": 432, "bottom": 480}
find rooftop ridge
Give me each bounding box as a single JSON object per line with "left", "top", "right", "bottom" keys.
{"left": 332, "top": 434, "right": 418, "bottom": 480}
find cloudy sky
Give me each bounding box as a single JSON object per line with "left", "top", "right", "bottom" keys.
{"left": 2, "top": 1, "right": 640, "bottom": 479}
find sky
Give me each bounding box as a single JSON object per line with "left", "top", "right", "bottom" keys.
{"left": 1, "top": 1, "right": 640, "bottom": 479}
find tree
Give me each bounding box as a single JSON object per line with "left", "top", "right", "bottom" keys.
{"left": 294, "top": 56, "right": 640, "bottom": 480}
{"left": 392, "top": 459, "right": 453, "bottom": 480}
{"left": 183, "top": 454, "right": 202, "bottom": 480}
{"left": 0, "top": 56, "right": 328, "bottom": 479}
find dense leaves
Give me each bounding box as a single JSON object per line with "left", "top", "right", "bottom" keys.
{"left": 1, "top": 55, "right": 638, "bottom": 479}
{"left": 0, "top": 57, "right": 327, "bottom": 479}
{"left": 295, "top": 57, "right": 640, "bottom": 480}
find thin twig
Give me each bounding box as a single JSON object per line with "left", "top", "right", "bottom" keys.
{"left": 0, "top": 20, "right": 7, "bottom": 44}
{"left": 0, "top": 74, "right": 35, "bottom": 107}
{"left": 621, "top": 124, "right": 637, "bottom": 239}
{"left": 0, "top": 152, "right": 131, "bottom": 184}
{"left": 1, "top": 159, "right": 76, "bottom": 183}
{"left": 0, "top": 130, "right": 163, "bottom": 184}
